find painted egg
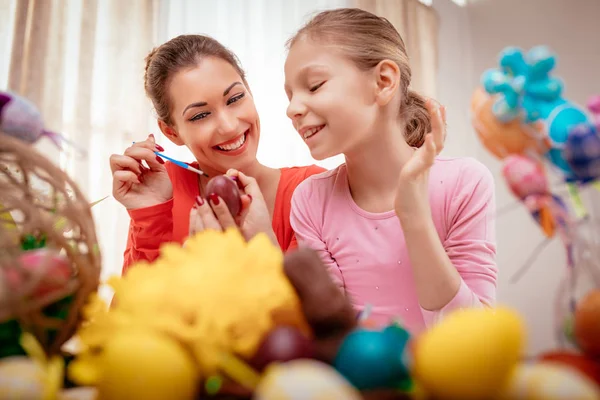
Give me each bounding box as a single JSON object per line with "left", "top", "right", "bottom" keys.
{"left": 574, "top": 289, "right": 600, "bottom": 358}
{"left": 60, "top": 387, "right": 99, "bottom": 400}
{"left": 413, "top": 307, "right": 526, "bottom": 400}
{"left": 4, "top": 248, "right": 72, "bottom": 299}
{"left": 499, "top": 362, "right": 600, "bottom": 399}
{"left": 92, "top": 330, "right": 198, "bottom": 400}
{"left": 0, "top": 356, "right": 45, "bottom": 399}
{"left": 538, "top": 350, "right": 600, "bottom": 387}
{"left": 563, "top": 123, "right": 600, "bottom": 183}
{"left": 251, "top": 325, "right": 315, "bottom": 371}
{"left": 0, "top": 91, "right": 46, "bottom": 143}
{"left": 334, "top": 324, "right": 411, "bottom": 390}
{"left": 254, "top": 359, "right": 362, "bottom": 400}
{"left": 502, "top": 155, "right": 549, "bottom": 199}
{"left": 471, "top": 87, "right": 549, "bottom": 159}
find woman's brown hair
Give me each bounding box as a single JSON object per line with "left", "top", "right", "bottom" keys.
{"left": 144, "top": 34, "right": 247, "bottom": 126}
{"left": 288, "top": 8, "right": 431, "bottom": 147}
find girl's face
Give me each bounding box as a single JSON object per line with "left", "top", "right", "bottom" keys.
{"left": 162, "top": 57, "right": 260, "bottom": 173}
{"left": 284, "top": 38, "right": 379, "bottom": 160}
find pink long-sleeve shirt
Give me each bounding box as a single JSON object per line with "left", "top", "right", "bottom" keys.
{"left": 290, "top": 156, "right": 498, "bottom": 335}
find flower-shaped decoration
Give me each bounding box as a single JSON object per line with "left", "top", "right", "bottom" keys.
{"left": 482, "top": 46, "right": 564, "bottom": 124}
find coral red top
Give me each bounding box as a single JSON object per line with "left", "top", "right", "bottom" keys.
{"left": 122, "top": 162, "right": 325, "bottom": 274}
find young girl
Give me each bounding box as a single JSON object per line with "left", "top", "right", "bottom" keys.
{"left": 110, "top": 35, "right": 324, "bottom": 274}
{"left": 284, "top": 8, "right": 497, "bottom": 334}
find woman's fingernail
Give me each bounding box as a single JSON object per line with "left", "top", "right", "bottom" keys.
{"left": 156, "top": 144, "right": 165, "bottom": 151}
{"left": 196, "top": 196, "right": 204, "bottom": 206}
{"left": 149, "top": 133, "right": 155, "bottom": 139}
{"left": 156, "top": 155, "right": 165, "bottom": 164}
{"left": 230, "top": 176, "right": 238, "bottom": 181}
{"left": 209, "top": 193, "right": 220, "bottom": 205}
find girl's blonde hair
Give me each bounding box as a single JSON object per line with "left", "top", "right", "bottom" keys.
{"left": 287, "top": 8, "right": 431, "bottom": 147}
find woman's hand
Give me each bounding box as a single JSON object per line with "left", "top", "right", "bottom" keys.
{"left": 394, "top": 100, "right": 446, "bottom": 225}
{"left": 188, "top": 170, "right": 277, "bottom": 245}
{"left": 110, "top": 134, "right": 173, "bottom": 210}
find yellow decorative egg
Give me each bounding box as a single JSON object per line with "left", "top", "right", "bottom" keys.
{"left": 254, "top": 359, "right": 362, "bottom": 400}
{"left": 413, "top": 306, "right": 526, "bottom": 400}
{"left": 499, "top": 363, "right": 600, "bottom": 399}
{"left": 71, "top": 329, "right": 198, "bottom": 400}
{"left": 0, "top": 356, "right": 45, "bottom": 399}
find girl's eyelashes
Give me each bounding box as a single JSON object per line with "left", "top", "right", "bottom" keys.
{"left": 188, "top": 92, "right": 246, "bottom": 122}
{"left": 309, "top": 81, "right": 325, "bottom": 92}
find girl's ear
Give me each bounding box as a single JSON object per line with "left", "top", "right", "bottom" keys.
{"left": 374, "top": 59, "right": 401, "bottom": 107}
{"left": 158, "top": 120, "right": 184, "bottom": 146}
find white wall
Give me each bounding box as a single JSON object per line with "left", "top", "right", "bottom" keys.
{"left": 434, "top": 0, "right": 600, "bottom": 355}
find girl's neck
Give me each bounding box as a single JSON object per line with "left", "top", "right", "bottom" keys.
{"left": 344, "top": 120, "right": 414, "bottom": 212}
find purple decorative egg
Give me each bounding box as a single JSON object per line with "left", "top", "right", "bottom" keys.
{"left": 563, "top": 123, "right": 600, "bottom": 183}
{"left": 0, "top": 91, "right": 45, "bottom": 143}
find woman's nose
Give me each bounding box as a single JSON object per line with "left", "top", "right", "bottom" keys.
{"left": 216, "top": 111, "right": 237, "bottom": 135}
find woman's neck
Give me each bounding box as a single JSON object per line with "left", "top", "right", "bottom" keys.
{"left": 344, "top": 121, "right": 414, "bottom": 212}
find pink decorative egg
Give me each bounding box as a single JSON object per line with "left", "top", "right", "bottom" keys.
{"left": 4, "top": 249, "right": 72, "bottom": 299}
{"left": 501, "top": 155, "right": 549, "bottom": 199}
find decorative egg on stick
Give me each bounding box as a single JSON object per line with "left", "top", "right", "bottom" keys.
{"left": 563, "top": 96, "right": 600, "bottom": 183}
{"left": 0, "top": 91, "right": 85, "bottom": 155}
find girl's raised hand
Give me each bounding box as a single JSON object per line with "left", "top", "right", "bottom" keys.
{"left": 394, "top": 100, "right": 446, "bottom": 221}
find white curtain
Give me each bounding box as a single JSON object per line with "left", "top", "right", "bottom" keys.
{"left": 0, "top": 0, "right": 438, "bottom": 283}
{"left": 1, "top": 0, "right": 157, "bottom": 287}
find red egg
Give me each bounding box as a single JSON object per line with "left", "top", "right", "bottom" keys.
{"left": 574, "top": 289, "right": 600, "bottom": 358}
{"left": 205, "top": 175, "right": 242, "bottom": 216}
{"left": 251, "top": 326, "right": 316, "bottom": 371}
{"left": 538, "top": 350, "right": 600, "bottom": 387}
{"left": 4, "top": 249, "right": 72, "bottom": 298}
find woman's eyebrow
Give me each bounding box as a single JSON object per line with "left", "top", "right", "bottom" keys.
{"left": 181, "top": 82, "right": 242, "bottom": 115}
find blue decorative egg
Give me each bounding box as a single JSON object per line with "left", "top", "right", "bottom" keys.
{"left": 333, "top": 324, "right": 412, "bottom": 390}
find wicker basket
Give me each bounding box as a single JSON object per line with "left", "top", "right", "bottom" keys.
{"left": 0, "top": 133, "right": 101, "bottom": 355}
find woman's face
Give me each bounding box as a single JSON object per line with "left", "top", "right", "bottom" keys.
{"left": 163, "top": 57, "right": 260, "bottom": 174}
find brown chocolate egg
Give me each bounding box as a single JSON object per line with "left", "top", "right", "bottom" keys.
{"left": 574, "top": 289, "right": 600, "bottom": 358}
{"left": 283, "top": 249, "right": 357, "bottom": 363}
{"left": 205, "top": 175, "right": 242, "bottom": 216}
{"left": 251, "top": 326, "right": 315, "bottom": 371}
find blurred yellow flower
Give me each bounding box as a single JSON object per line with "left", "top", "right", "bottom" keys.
{"left": 70, "top": 229, "right": 308, "bottom": 386}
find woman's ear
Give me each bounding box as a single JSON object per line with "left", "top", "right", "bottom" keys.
{"left": 374, "top": 59, "right": 401, "bottom": 107}
{"left": 158, "top": 120, "right": 184, "bottom": 146}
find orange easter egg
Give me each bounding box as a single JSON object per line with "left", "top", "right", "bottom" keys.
{"left": 470, "top": 87, "right": 549, "bottom": 159}
{"left": 574, "top": 289, "right": 600, "bottom": 358}
{"left": 538, "top": 350, "right": 600, "bottom": 387}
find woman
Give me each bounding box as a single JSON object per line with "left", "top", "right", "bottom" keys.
{"left": 109, "top": 34, "right": 325, "bottom": 274}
